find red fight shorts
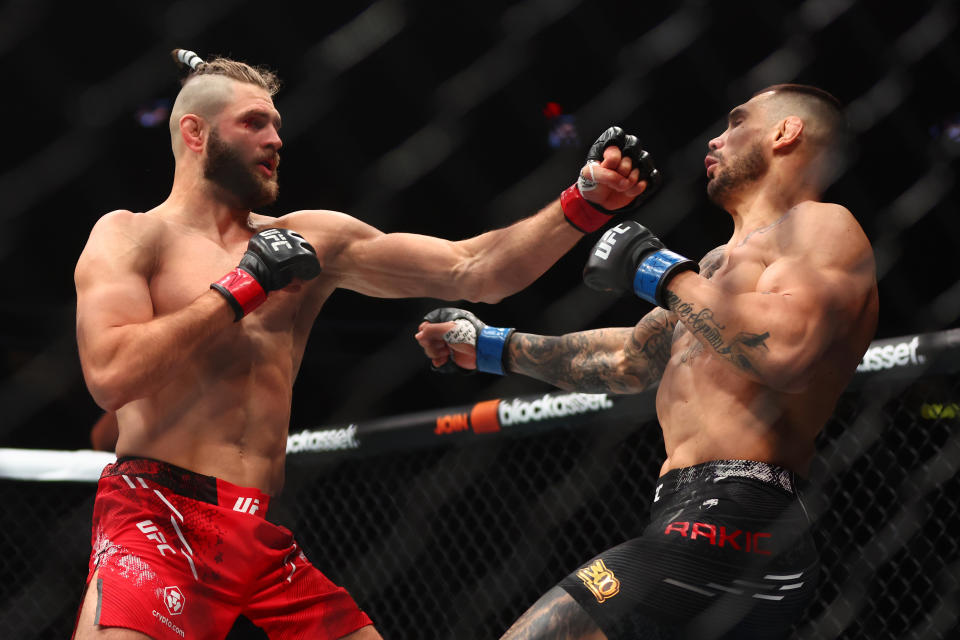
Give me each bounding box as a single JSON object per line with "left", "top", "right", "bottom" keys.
{"left": 74, "top": 457, "right": 373, "bottom": 640}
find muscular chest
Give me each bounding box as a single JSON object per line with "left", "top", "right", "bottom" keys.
{"left": 707, "top": 242, "right": 769, "bottom": 295}
{"left": 669, "top": 241, "right": 772, "bottom": 355}
{"left": 148, "top": 234, "right": 309, "bottom": 328}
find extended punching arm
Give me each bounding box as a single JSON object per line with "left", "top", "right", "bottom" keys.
{"left": 560, "top": 127, "right": 662, "bottom": 233}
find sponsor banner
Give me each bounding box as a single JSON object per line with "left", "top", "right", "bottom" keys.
{"left": 470, "top": 400, "right": 501, "bottom": 433}
{"left": 281, "top": 329, "right": 960, "bottom": 459}
{"left": 288, "top": 392, "right": 645, "bottom": 458}
{"left": 843, "top": 328, "right": 960, "bottom": 390}
{"left": 434, "top": 399, "right": 501, "bottom": 436}
{"left": 287, "top": 424, "right": 360, "bottom": 453}
{"left": 856, "top": 335, "right": 925, "bottom": 373}
{"left": 498, "top": 392, "right": 615, "bottom": 427}
{"left": 854, "top": 329, "right": 960, "bottom": 376}
{"left": 432, "top": 392, "right": 616, "bottom": 437}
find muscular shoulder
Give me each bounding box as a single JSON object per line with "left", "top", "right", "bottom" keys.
{"left": 265, "top": 209, "right": 383, "bottom": 261}
{"left": 89, "top": 208, "right": 165, "bottom": 235}
{"left": 762, "top": 201, "right": 876, "bottom": 321}
{"left": 791, "top": 200, "right": 857, "bottom": 227}
{"left": 788, "top": 201, "right": 874, "bottom": 270}
{"left": 77, "top": 210, "right": 165, "bottom": 277}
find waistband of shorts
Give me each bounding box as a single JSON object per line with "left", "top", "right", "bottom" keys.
{"left": 657, "top": 459, "right": 798, "bottom": 498}
{"left": 102, "top": 456, "right": 271, "bottom": 518}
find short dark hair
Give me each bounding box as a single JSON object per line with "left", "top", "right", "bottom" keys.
{"left": 755, "top": 83, "right": 850, "bottom": 184}
{"left": 754, "top": 83, "right": 842, "bottom": 110}
{"left": 754, "top": 83, "right": 847, "bottom": 143}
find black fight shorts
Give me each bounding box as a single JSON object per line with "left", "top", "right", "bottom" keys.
{"left": 559, "top": 460, "right": 819, "bottom": 640}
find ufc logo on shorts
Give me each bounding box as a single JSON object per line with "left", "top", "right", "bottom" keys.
{"left": 593, "top": 224, "right": 631, "bottom": 260}
{"left": 261, "top": 228, "right": 292, "bottom": 251}
{"left": 137, "top": 520, "right": 177, "bottom": 557}
{"left": 233, "top": 496, "right": 261, "bottom": 515}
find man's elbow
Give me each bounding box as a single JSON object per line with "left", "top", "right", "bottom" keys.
{"left": 447, "top": 268, "right": 510, "bottom": 305}
{"left": 89, "top": 388, "right": 128, "bottom": 413}
{"left": 84, "top": 366, "right": 134, "bottom": 412}
{"left": 748, "top": 323, "right": 823, "bottom": 392}
{"left": 463, "top": 290, "right": 507, "bottom": 305}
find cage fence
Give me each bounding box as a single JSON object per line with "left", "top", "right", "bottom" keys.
{"left": 0, "top": 329, "right": 958, "bottom": 639}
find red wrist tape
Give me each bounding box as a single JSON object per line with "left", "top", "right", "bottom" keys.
{"left": 211, "top": 268, "right": 267, "bottom": 321}
{"left": 560, "top": 184, "right": 613, "bottom": 233}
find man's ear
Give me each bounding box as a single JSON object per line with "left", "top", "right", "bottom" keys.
{"left": 772, "top": 115, "right": 803, "bottom": 151}
{"left": 179, "top": 114, "right": 206, "bottom": 154}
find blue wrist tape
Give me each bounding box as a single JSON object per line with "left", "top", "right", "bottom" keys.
{"left": 633, "top": 249, "right": 690, "bottom": 307}
{"left": 476, "top": 326, "right": 515, "bottom": 375}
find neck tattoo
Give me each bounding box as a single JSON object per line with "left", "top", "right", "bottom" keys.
{"left": 736, "top": 210, "right": 792, "bottom": 247}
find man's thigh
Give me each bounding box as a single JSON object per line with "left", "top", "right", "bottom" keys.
{"left": 558, "top": 530, "right": 817, "bottom": 640}
{"left": 73, "top": 569, "right": 154, "bottom": 640}
{"left": 242, "top": 544, "right": 375, "bottom": 640}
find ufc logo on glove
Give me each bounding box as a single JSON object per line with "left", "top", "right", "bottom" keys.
{"left": 593, "top": 223, "right": 633, "bottom": 260}
{"left": 260, "top": 228, "right": 293, "bottom": 251}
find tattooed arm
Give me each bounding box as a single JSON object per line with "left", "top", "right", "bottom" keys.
{"left": 658, "top": 208, "right": 877, "bottom": 392}
{"left": 502, "top": 247, "right": 727, "bottom": 393}
{"left": 661, "top": 279, "right": 773, "bottom": 380}
{"left": 415, "top": 306, "right": 678, "bottom": 394}
{"left": 506, "top": 307, "right": 676, "bottom": 394}
{"left": 415, "top": 248, "right": 725, "bottom": 392}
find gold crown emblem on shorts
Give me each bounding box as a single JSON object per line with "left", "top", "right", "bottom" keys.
{"left": 576, "top": 558, "right": 621, "bottom": 603}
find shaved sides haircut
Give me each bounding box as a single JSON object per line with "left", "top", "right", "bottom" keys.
{"left": 168, "top": 56, "right": 281, "bottom": 155}
{"left": 755, "top": 83, "right": 849, "bottom": 187}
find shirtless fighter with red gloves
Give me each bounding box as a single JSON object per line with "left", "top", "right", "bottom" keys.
{"left": 71, "top": 49, "right": 657, "bottom": 640}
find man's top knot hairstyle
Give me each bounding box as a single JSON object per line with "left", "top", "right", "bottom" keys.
{"left": 170, "top": 48, "right": 281, "bottom": 96}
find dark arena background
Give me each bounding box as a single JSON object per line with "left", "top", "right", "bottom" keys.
{"left": 1, "top": 1, "right": 959, "bottom": 638}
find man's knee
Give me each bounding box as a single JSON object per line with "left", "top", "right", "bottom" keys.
{"left": 501, "top": 586, "right": 607, "bottom": 640}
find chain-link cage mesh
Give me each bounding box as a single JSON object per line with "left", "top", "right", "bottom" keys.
{"left": 1, "top": 370, "right": 958, "bottom": 639}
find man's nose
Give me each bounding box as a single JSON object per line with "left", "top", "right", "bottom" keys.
{"left": 266, "top": 127, "right": 282, "bottom": 150}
